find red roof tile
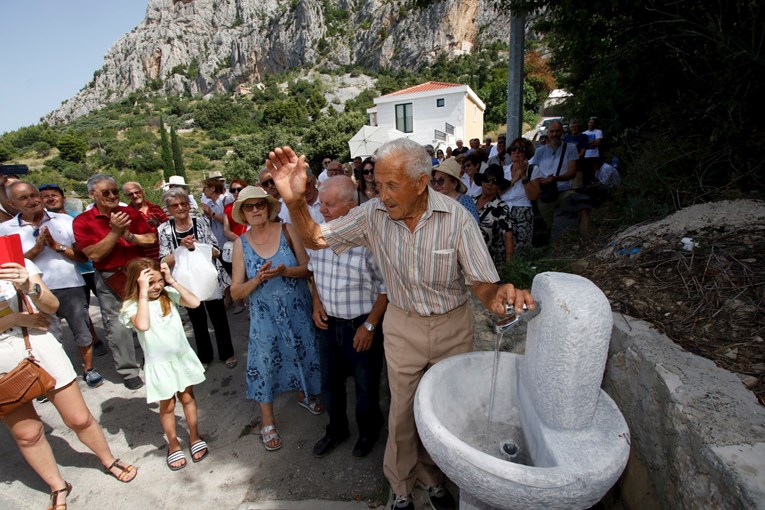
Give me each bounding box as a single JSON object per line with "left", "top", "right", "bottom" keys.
{"left": 381, "top": 81, "right": 465, "bottom": 97}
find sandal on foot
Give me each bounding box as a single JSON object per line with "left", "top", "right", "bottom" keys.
{"left": 166, "top": 449, "right": 187, "bottom": 471}
{"left": 104, "top": 458, "right": 138, "bottom": 482}
{"left": 47, "top": 481, "right": 72, "bottom": 510}
{"left": 259, "top": 424, "right": 282, "bottom": 451}
{"left": 190, "top": 440, "right": 209, "bottom": 463}
{"left": 225, "top": 357, "right": 237, "bottom": 369}
{"left": 297, "top": 397, "right": 325, "bottom": 415}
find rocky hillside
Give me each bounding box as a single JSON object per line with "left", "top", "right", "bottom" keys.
{"left": 45, "top": 0, "right": 511, "bottom": 125}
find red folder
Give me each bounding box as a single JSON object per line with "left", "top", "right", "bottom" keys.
{"left": 0, "top": 234, "right": 25, "bottom": 266}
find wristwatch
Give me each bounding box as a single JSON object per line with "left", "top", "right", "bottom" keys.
{"left": 521, "top": 178, "right": 529, "bottom": 185}
{"left": 27, "top": 283, "right": 42, "bottom": 297}
{"left": 363, "top": 321, "right": 376, "bottom": 332}
{"left": 55, "top": 245, "right": 67, "bottom": 253}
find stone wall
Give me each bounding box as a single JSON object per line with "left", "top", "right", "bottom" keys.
{"left": 603, "top": 314, "right": 765, "bottom": 510}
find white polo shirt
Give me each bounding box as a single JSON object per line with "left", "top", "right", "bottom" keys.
{"left": 0, "top": 212, "right": 85, "bottom": 290}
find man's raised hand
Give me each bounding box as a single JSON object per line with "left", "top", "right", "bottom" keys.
{"left": 265, "top": 146, "right": 308, "bottom": 204}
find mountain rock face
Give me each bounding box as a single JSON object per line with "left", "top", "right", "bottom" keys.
{"left": 44, "top": 0, "right": 511, "bottom": 125}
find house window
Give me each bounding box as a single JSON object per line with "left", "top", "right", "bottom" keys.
{"left": 395, "top": 103, "right": 413, "bottom": 133}
{"left": 434, "top": 130, "right": 446, "bottom": 141}
{"left": 445, "top": 122, "right": 454, "bottom": 135}
{"left": 436, "top": 98, "right": 445, "bottom": 107}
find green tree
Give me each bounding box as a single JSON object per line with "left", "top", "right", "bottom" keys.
{"left": 159, "top": 118, "right": 174, "bottom": 179}
{"left": 56, "top": 132, "right": 88, "bottom": 163}
{"left": 0, "top": 141, "right": 14, "bottom": 162}
{"left": 170, "top": 127, "right": 186, "bottom": 178}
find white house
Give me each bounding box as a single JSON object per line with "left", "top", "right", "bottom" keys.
{"left": 366, "top": 81, "right": 485, "bottom": 147}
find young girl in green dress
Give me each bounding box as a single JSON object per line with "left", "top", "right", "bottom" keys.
{"left": 119, "top": 258, "right": 208, "bottom": 471}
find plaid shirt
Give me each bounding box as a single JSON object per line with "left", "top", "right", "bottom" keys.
{"left": 321, "top": 190, "right": 498, "bottom": 316}
{"left": 307, "top": 243, "right": 386, "bottom": 320}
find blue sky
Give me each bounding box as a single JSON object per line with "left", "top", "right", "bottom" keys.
{"left": 0, "top": 0, "right": 147, "bottom": 134}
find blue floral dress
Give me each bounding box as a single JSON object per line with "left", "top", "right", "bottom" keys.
{"left": 242, "top": 231, "right": 321, "bottom": 403}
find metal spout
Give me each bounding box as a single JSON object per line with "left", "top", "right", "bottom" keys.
{"left": 495, "top": 302, "right": 541, "bottom": 333}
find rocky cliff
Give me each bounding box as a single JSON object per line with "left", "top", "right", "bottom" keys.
{"left": 44, "top": 0, "right": 511, "bottom": 125}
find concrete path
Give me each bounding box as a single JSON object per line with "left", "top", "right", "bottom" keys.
{"left": 0, "top": 304, "right": 434, "bottom": 509}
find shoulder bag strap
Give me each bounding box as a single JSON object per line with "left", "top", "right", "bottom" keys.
{"left": 17, "top": 291, "right": 34, "bottom": 353}
{"left": 169, "top": 218, "right": 180, "bottom": 249}
{"left": 554, "top": 142, "right": 567, "bottom": 178}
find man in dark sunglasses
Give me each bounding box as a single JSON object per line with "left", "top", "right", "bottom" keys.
{"left": 73, "top": 174, "right": 157, "bottom": 391}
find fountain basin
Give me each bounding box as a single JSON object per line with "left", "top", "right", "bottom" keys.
{"left": 415, "top": 351, "right": 630, "bottom": 510}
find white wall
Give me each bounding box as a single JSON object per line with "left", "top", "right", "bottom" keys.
{"left": 376, "top": 91, "right": 467, "bottom": 146}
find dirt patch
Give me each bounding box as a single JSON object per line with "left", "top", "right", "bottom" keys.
{"left": 566, "top": 200, "right": 765, "bottom": 402}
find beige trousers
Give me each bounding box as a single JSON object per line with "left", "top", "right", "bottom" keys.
{"left": 382, "top": 301, "right": 474, "bottom": 496}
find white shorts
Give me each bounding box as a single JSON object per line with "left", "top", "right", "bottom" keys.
{"left": 0, "top": 329, "right": 77, "bottom": 390}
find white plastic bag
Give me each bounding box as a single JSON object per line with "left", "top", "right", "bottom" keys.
{"left": 172, "top": 243, "right": 219, "bottom": 301}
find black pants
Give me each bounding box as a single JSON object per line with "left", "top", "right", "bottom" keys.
{"left": 185, "top": 298, "right": 234, "bottom": 364}
{"left": 319, "top": 314, "right": 384, "bottom": 440}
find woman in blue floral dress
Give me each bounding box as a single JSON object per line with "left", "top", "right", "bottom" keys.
{"left": 229, "top": 186, "right": 322, "bottom": 451}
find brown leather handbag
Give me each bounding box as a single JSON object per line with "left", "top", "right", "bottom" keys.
{"left": 0, "top": 293, "right": 56, "bottom": 416}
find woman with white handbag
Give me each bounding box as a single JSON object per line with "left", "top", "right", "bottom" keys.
{"left": 157, "top": 189, "right": 236, "bottom": 371}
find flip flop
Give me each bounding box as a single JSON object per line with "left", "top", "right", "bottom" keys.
{"left": 190, "top": 440, "right": 209, "bottom": 463}
{"left": 166, "top": 449, "right": 187, "bottom": 471}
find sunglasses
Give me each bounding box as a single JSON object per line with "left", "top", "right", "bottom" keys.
{"left": 38, "top": 184, "right": 62, "bottom": 192}
{"left": 362, "top": 169, "right": 374, "bottom": 175}
{"left": 430, "top": 178, "right": 446, "bottom": 186}
{"left": 100, "top": 189, "right": 121, "bottom": 197}
{"left": 242, "top": 201, "right": 268, "bottom": 212}
{"left": 509, "top": 146, "right": 525, "bottom": 152}
{"left": 260, "top": 179, "right": 275, "bottom": 187}
{"left": 230, "top": 187, "right": 244, "bottom": 193}
{"left": 168, "top": 202, "right": 189, "bottom": 209}
{"left": 322, "top": 160, "right": 331, "bottom": 165}
{"left": 124, "top": 190, "right": 142, "bottom": 197}
{"left": 482, "top": 177, "right": 500, "bottom": 185}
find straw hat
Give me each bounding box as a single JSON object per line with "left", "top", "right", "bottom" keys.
{"left": 231, "top": 186, "right": 281, "bottom": 224}
{"left": 209, "top": 170, "right": 225, "bottom": 180}
{"left": 163, "top": 175, "right": 189, "bottom": 190}
{"left": 432, "top": 158, "right": 467, "bottom": 194}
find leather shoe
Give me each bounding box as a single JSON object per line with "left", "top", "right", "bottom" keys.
{"left": 351, "top": 436, "right": 376, "bottom": 457}
{"left": 312, "top": 432, "right": 349, "bottom": 457}
{"left": 123, "top": 376, "right": 144, "bottom": 390}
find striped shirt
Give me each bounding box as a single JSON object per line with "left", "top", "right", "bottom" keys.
{"left": 321, "top": 190, "right": 499, "bottom": 316}
{"left": 307, "top": 244, "right": 387, "bottom": 320}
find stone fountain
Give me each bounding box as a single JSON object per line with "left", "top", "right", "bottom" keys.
{"left": 414, "top": 272, "right": 630, "bottom": 509}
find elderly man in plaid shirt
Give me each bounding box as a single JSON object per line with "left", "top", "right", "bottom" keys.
{"left": 307, "top": 176, "right": 388, "bottom": 459}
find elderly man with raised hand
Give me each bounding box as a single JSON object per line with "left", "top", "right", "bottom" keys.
{"left": 122, "top": 181, "right": 168, "bottom": 261}
{"left": 73, "top": 174, "right": 157, "bottom": 391}
{"left": 0, "top": 182, "right": 105, "bottom": 388}
{"left": 266, "top": 139, "right": 534, "bottom": 510}
{"left": 308, "top": 176, "right": 388, "bottom": 459}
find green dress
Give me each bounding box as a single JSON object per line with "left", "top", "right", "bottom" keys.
{"left": 119, "top": 287, "right": 205, "bottom": 402}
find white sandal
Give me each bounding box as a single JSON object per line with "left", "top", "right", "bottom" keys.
{"left": 260, "top": 424, "right": 282, "bottom": 451}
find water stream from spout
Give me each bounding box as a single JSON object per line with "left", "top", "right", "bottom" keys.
{"left": 485, "top": 326, "right": 507, "bottom": 451}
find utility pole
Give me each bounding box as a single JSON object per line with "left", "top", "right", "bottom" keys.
{"left": 507, "top": 13, "right": 525, "bottom": 140}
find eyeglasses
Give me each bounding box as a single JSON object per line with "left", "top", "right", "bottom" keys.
{"left": 230, "top": 187, "right": 244, "bottom": 193}
{"left": 483, "top": 177, "right": 500, "bottom": 185}
{"left": 99, "top": 189, "right": 120, "bottom": 197}
{"left": 362, "top": 169, "right": 374, "bottom": 175}
{"left": 260, "top": 179, "right": 275, "bottom": 187}
{"left": 167, "top": 202, "right": 189, "bottom": 209}
{"left": 430, "top": 178, "right": 446, "bottom": 186}
{"left": 38, "top": 184, "right": 62, "bottom": 192}
{"left": 242, "top": 201, "right": 268, "bottom": 212}
{"left": 124, "top": 190, "right": 142, "bottom": 197}
{"left": 509, "top": 146, "right": 525, "bottom": 152}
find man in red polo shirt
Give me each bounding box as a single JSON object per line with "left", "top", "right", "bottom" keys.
{"left": 73, "top": 174, "right": 157, "bottom": 390}
{"left": 121, "top": 181, "right": 167, "bottom": 260}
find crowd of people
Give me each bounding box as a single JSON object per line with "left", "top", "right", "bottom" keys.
{"left": 0, "top": 125, "right": 621, "bottom": 508}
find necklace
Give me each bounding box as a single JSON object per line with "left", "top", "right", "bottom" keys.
{"left": 249, "top": 225, "right": 272, "bottom": 246}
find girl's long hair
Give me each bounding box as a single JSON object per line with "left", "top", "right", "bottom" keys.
{"left": 124, "top": 258, "right": 171, "bottom": 316}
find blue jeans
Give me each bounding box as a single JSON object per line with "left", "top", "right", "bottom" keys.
{"left": 319, "top": 314, "right": 384, "bottom": 439}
